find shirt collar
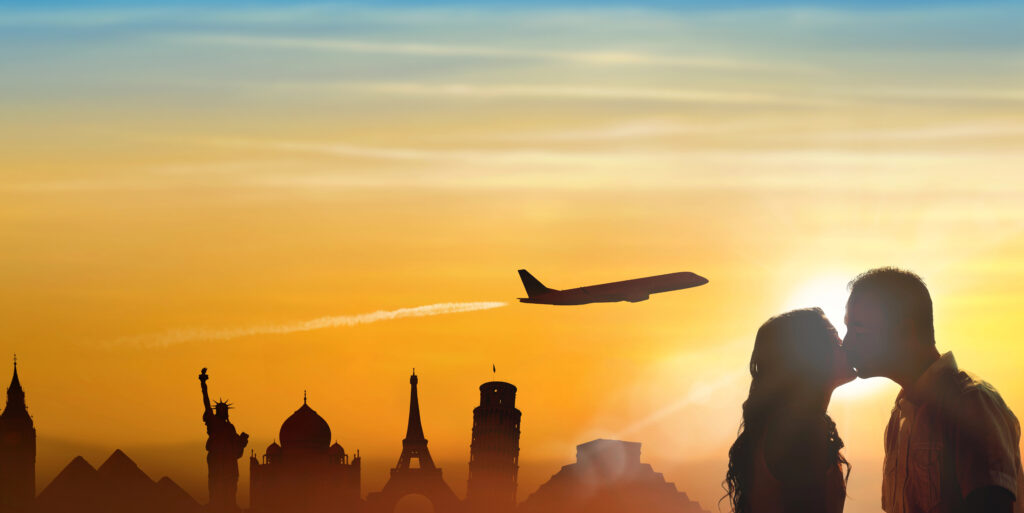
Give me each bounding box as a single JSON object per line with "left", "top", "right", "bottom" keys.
{"left": 898, "top": 351, "right": 958, "bottom": 405}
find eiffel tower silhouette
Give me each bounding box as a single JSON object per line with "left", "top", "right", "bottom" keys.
{"left": 396, "top": 370, "right": 435, "bottom": 471}
{"left": 365, "top": 370, "right": 462, "bottom": 513}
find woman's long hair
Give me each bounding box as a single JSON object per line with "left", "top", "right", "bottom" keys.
{"left": 722, "top": 308, "right": 851, "bottom": 513}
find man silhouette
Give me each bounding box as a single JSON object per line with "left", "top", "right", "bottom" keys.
{"left": 843, "top": 267, "right": 1023, "bottom": 513}
{"left": 199, "top": 368, "right": 249, "bottom": 512}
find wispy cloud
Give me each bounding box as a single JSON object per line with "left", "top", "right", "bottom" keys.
{"left": 210, "top": 136, "right": 685, "bottom": 166}
{"left": 284, "top": 81, "right": 826, "bottom": 106}
{"left": 852, "top": 88, "right": 1024, "bottom": 103}
{"left": 115, "top": 302, "right": 506, "bottom": 347}
{"left": 320, "top": 82, "right": 1024, "bottom": 108}
{"left": 491, "top": 120, "right": 707, "bottom": 143}
{"left": 810, "top": 123, "right": 1024, "bottom": 143}
{"left": 178, "top": 34, "right": 769, "bottom": 70}
{"left": 0, "top": 5, "right": 340, "bottom": 28}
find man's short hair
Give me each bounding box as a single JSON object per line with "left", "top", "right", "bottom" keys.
{"left": 848, "top": 267, "right": 935, "bottom": 343}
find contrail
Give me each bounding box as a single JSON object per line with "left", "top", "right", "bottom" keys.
{"left": 117, "top": 301, "right": 506, "bottom": 347}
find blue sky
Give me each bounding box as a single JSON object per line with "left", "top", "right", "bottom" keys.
{"left": 6, "top": 0, "right": 1014, "bottom": 6}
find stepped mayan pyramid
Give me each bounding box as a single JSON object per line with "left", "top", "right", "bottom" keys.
{"left": 520, "top": 439, "right": 710, "bottom": 513}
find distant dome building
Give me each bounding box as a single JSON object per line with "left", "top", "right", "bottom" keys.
{"left": 250, "top": 396, "right": 361, "bottom": 513}
{"left": 280, "top": 402, "right": 332, "bottom": 450}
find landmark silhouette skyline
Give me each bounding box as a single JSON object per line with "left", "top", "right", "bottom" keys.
{"left": 12, "top": 361, "right": 710, "bottom": 513}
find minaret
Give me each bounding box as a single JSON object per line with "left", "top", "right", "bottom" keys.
{"left": 0, "top": 356, "right": 35, "bottom": 512}
{"left": 466, "top": 381, "right": 521, "bottom": 513}
{"left": 395, "top": 369, "right": 436, "bottom": 470}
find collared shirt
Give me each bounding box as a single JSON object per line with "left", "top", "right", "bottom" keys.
{"left": 882, "top": 352, "right": 1024, "bottom": 513}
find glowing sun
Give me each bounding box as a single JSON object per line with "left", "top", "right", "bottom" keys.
{"left": 784, "top": 274, "right": 895, "bottom": 400}
{"left": 783, "top": 274, "right": 851, "bottom": 337}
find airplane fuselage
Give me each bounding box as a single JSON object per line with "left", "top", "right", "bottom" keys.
{"left": 518, "top": 271, "right": 708, "bottom": 305}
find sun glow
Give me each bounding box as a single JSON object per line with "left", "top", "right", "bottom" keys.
{"left": 784, "top": 275, "right": 895, "bottom": 399}
{"left": 783, "top": 274, "right": 852, "bottom": 337}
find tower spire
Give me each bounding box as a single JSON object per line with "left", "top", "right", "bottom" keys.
{"left": 4, "top": 356, "right": 25, "bottom": 413}
{"left": 10, "top": 354, "right": 19, "bottom": 389}
{"left": 405, "top": 371, "right": 425, "bottom": 442}
{"left": 395, "top": 370, "right": 435, "bottom": 470}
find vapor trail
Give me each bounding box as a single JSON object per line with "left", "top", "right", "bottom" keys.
{"left": 119, "top": 302, "right": 507, "bottom": 347}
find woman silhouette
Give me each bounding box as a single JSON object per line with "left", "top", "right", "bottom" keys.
{"left": 724, "top": 308, "right": 855, "bottom": 513}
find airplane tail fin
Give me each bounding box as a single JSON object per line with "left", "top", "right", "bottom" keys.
{"left": 518, "top": 269, "right": 554, "bottom": 297}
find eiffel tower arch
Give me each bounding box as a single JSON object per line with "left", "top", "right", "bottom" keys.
{"left": 366, "top": 371, "right": 463, "bottom": 513}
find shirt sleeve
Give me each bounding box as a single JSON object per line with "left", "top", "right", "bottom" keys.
{"left": 954, "top": 385, "right": 1022, "bottom": 499}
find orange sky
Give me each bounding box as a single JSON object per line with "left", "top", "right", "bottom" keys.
{"left": 1, "top": 3, "right": 1022, "bottom": 512}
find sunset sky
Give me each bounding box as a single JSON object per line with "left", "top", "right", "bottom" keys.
{"left": 1, "top": 2, "right": 1022, "bottom": 512}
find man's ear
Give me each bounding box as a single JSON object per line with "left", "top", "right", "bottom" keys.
{"left": 899, "top": 319, "right": 924, "bottom": 349}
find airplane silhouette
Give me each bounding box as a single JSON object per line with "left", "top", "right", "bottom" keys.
{"left": 517, "top": 269, "right": 708, "bottom": 305}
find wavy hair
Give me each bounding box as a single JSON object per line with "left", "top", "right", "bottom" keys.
{"left": 722, "top": 308, "right": 850, "bottom": 513}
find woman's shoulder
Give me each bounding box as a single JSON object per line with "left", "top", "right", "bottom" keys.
{"left": 763, "top": 412, "right": 834, "bottom": 481}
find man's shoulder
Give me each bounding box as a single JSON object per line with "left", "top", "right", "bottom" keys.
{"left": 942, "top": 370, "right": 1018, "bottom": 423}
{"left": 951, "top": 370, "right": 1005, "bottom": 401}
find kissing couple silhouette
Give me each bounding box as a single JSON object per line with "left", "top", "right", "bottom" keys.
{"left": 723, "top": 267, "right": 1023, "bottom": 513}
